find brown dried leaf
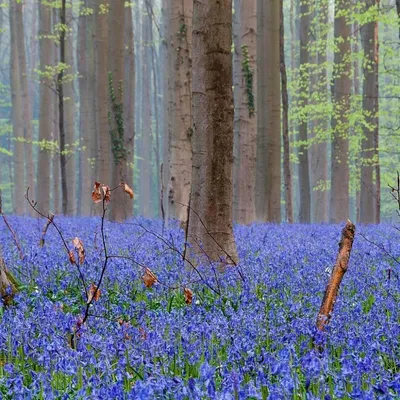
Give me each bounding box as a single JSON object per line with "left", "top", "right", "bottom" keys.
{"left": 87, "top": 283, "right": 101, "bottom": 303}
{"left": 72, "top": 237, "right": 85, "bottom": 264}
{"left": 91, "top": 182, "right": 102, "bottom": 203}
{"left": 142, "top": 267, "right": 157, "bottom": 288}
{"left": 102, "top": 185, "right": 111, "bottom": 203}
{"left": 184, "top": 288, "right": 193, "bottom": 305}
{"left": 123, "top": 183, "right": 134, "bottom": 199}
{"left": 68, "top": 250, "right": 76, "bottom": 265}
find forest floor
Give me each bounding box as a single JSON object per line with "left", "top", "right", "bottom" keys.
{"left": 0, "top": 218, "right": 399, "bottom": 399}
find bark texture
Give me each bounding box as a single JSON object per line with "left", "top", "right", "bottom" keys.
{"left": 108, "top": 0, "right": 129, "bottom": 221}
{"left": 167, "top": 0, "right": 193, "bottom": 222}
{"left": 234, "top": 0, "right": 257, "bottom": 224}
{"left": 256, "top": 0, "right": 281, "bottom": 222}
{"left": 37, "top": 1, "right": 53, "bottom": 212}
{"left": 360, "top": 0, "right": 379, "bottom": 224}
{"left": 188, "top": 0, "right": 238, "bottom": 265}
{"left": 316, "top": 220, "right": 355, "bottom": 331}
{"left": 9, "top": 0, "right": 25, "bottom": 215}
{"left": 280, "top": 0, "right": 293, "bottom": 223}
{"left": 330, "top": 0, "right": 351, "bottom": 223}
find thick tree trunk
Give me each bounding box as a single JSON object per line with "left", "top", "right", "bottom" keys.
{"left": 256, "top": 0, "right": 281, "bottom": 222}
{"left": 15, "top": 2, "right": 34, "bottom": 216}
{"left": 234, "top": 0, "right": 257, "bottom": 225}
{"left": 298, "top": 0, "right": 311, "bottom": 223}
{"left": 166, "top": 0, "right": 193, "bottom": 222}
{"left": 108, "top": 0, "right": 129, "bottom": 221}
{"left": 188, "top": 0, "right": 238, "bottom": 265}
{"left": 280, "top": 0, "right": 293, "bottom": 223}
{"left": 9, "top": 0, "right": 25, "bottom": 215}
{"left": 360, "top": 0, "right": 379, "bottom": 224}
{"left": 124, "top": 5, "right": 135, "bottom": 217}
{"left": 330, "top": 0, "right": 351, "bottom": 223}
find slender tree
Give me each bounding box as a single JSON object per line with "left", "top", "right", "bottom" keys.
{"left": 330, "top": 0, "right": 351, "bottom": 223}
{"left": 9, "top": 0, "right": 25, "bottom": 215}
{"left": 360, "top": 0, "right": 379, "bottom": 223}
{"left": 15, "top": 1, "right": 34, "bottom": 215}
{"left": 166, "top": 0, "right": 193, "bottom": 222}
{"left": 108, "top": 0, "right": 129, "bottom": 221}
{"left": 256, "top": 0, "right": 281, "bottom": 222}
{"left": 280, "top": 0, "right": 293, "bottom": 223}
{"left": 37, "top": 1, "right": 53, "bottom": 212}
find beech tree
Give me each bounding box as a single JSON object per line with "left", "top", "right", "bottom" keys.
{"left": 187, "top": 0, "right": 238, "bottom": 264}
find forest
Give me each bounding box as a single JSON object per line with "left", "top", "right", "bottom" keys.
{"left": 0, "top": 0, "right": 399, "bottom": 398}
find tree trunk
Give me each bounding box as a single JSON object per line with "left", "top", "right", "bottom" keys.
{"left": 280, "top": 0, "right": 293, "bottom": 223}
{"left": 124, "top": 5, "right": 135, "bottom": 217}
{"left": 9, "top": 0, "right": 25, "bottom": 215}
{"left": 310, "top": 0, "right": 329, "bottom": 223}
{"left": 256, "top": 0, "right": 281, "bottom": 222}
{"left": 94, "top": 0, "right": 111, "bottom": 186}
{"left": 166, "top": 0, "right": 193, "bottom": 222}
{"left": 330, "top": 0, "right": 351, "bottom": 223}
{"left": 15, "top": 2, "right": 34, "bottom": 216}
{"left": 360, "top": 0, "right": 379, "bottom": 224}
{"left": 139, "top": 6, "right": 152, "bottom": 218}
{"left": 52, "top": 101, "right": 61, "bottom": 214}
{"left": 234, "top": 0, "right": 257, "bottom": 224}
{"left": 108, "top": 0, "right": 129, "bottom": 221}
{"left": 297, "top": 0, "right": 311, "bottom": 223}
{"left": 77, "top": 1, "right": 93, "bottom": 216}
{"left": 64, "top": 1, "right": 76, "bottom": 215}
{"left": 187, "top": 0, "right": 238, "bottom": 265}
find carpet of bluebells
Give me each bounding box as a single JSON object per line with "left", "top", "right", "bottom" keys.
{"left": 0, "top": 217, "right": 399, "bottom": 399}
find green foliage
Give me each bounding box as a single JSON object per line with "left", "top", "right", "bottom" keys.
{"left": 241, "top": 45, "right": 255, "bottom": 118}
{"left": 108, "top": 72, "right": 126, "bottom": 165}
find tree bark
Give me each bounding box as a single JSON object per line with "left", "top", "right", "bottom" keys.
{"left": 108, "top": 0, "right": 129, "bottom": 221}
{"left": 124, "top": 5, "right": 135, "bottom": 217}
{"left": 187, "top": 0, "right": 238, "bottom": 265}
{"left": 298, "top": 0, "right": 311, "bottom": 223}
{"left": 360, "top": 0, "right": 379, "bottom": 224}
{"left": 280, "top": 0, "right": 293, "bottom": 223}
{"left": 256, "top": 0, "right": 281, "bottom": 222}
{"left": 234, "top": 0, "right": 257, "bottom": 225}
{"left": 9, "top": 0, "right": 25, "bottom": 215}
{"left": 166, "top": 0, "right": 193, "bottom": 222}
{"left": 15, "top": 2, "right": 34, "bottom": 216}
{"left": 316, "top": 220, "right": 355, "bottom": 332}
{"left": 330, "top": 0, "right": 351, "bottom": 223}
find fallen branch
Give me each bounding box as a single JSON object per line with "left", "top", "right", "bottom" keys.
{"left": 316, "top": 220, "right": 356, "bottom": 333}
{"left": 0, "top": 255, "right": 18, "bottom": 307}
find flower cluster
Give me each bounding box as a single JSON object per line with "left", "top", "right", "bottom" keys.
{"left": 0, "top": 218, "right": 399, "bottom": 399}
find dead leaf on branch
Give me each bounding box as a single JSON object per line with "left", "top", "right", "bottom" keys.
{"left": 91, "top": 182, "right": 102, "bottom": 203}
{"left": 184, "top": 288, "right": 193, "bottom": 305}
{"left": 68, "top": 250, "right": 76, "bottom": 265}
{"left": 142, "top": 267, "right": 157, "bottom": 288}
{"left": 87, "top": 283, "right": 101, "bottom": 303}
{"left": 72, "top": 237, "right": 85, "bottom": 264}
{"left": 122, "top": 183, "right": 134, "bottom": 199}
{"left": 102, "top": 185, "right": 111, "bottom": 203}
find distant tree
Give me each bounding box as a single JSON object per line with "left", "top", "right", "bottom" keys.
{"left": 298, "top": 0, "right": 311, "bottom": 223}
{"left": 166, "top": 0, "right": 193, "bottom": 222}
{"left": 9, "top": 0, "right": 25, "bottom": 215}
{"left": 256, "top": 0, "right": 281, "bottom": 222}
{"left": 187, "top": 0, "right": 238, "bottom": 264}
{"left": 330, "top": 0, "right": 351, "bottom": 223}
{"left": 37, "top": 1, "right": 53, "bottom": 212}
{"left": 360, "top": 0, "right": 379, "bottom": 223}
